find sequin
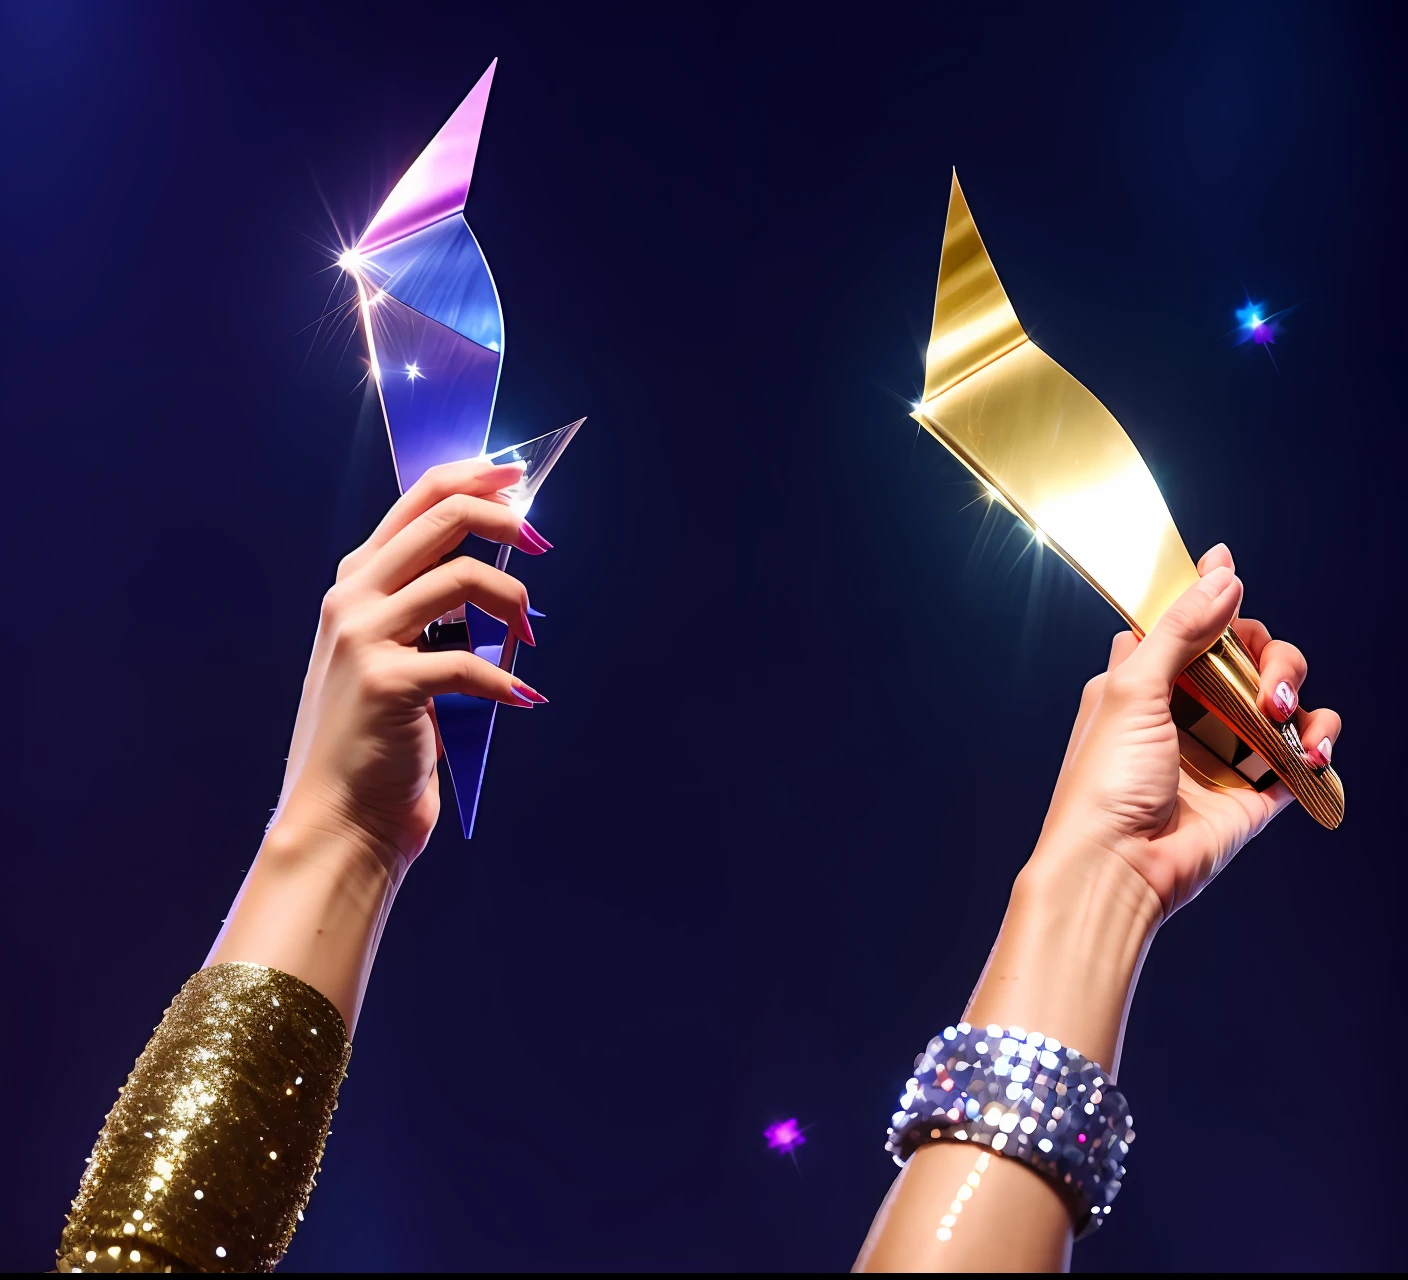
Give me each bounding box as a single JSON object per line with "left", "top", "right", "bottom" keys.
{"left": 56, "top": 963, "right": 351, "bottom": 1273}
{"left": 884, "top": 1023, "right": 1133, "bottom": 1240}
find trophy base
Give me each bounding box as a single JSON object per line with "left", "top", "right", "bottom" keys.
{"left": 1174, "top": 625, "right": 1344, "bottom": 829}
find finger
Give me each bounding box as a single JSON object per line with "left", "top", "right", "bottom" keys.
{"left": 1259, "top": 779, "right": 1296, "bottom": 819}
{"left": 1196, "top": 543, "right": 1235, "bottom": 576}
{"left": 407, "top": 649, "right": 548, "bottom": 707}
{"left": 1063, "top": 673, "right": 1104, "bottom": 769}
{"left": 1296, "top": 706, "right": 1342, "bottom": 770}
{"left": 1120, "top": 565, "right": 1242, "bottom": 694}
{"left": 428, "top": 699, "right": 445, "bottom": 761}
{"left": 339, "top": 458, "right": 526, "bottom": 579}
{"left": 1231, "top": 616, "right": 1273, "bottom": 664}
{"left": 1063, "top": 632, "right": 1139, "bottom": 767}
{"left": 363, "top": 493, "right": 544, "bottom": 595}
{"left": 1107, "top": 630, "right": 1138, "bottom": 672}
{"left": 1255, "top": 638, "right": 1309, "bottom": 723}
{"left": 379, "top": 556, "right": 534, "bottom": 645}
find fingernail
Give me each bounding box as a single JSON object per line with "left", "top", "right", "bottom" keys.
{"left": 1310, "top": 735, "right": 1333, "bottom": 768}
{"left": 1273, "top": 680, "right": 1297, "bottom": 721}
{"left": 518, "top": 609, "right": 536, "bottom": 646}
{"left": 1195, "top": 565, "right": 1235, "bottom": 599}
{"left": 512, "top": 680, "right": 549, "bottom": 705}
{"left": 520, "top": 519, "right": 553, "bottom": 552}
{"left": 1202, "top": 542, "right": 1233, "bottom": 569}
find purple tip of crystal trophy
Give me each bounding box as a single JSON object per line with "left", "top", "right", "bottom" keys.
{"left": 339, "top": 59, "right": 584, "bottom": 838}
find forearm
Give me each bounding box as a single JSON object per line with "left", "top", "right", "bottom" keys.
{"left": 205, "top": 821, "right": 403, "bottom": 1035}
{"left": 854, "top": 845, "right": 1161, "bottom": 1273}
{"left": 967, "top": 846, "right": 1161, "bottom": 1072}
{"left": 58, "top": 825, "right": 389, "bottom": 1272}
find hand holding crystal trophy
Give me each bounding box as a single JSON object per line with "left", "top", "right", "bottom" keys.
{"left": 914, "top": 174, "right": 1343, "bottom": 829}
{"left": 337, "top": 60, "right": 582, "bottom": 838}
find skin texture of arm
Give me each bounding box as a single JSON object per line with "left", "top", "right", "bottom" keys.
{"left": 854, "top": 852, "right": 1158, "bottom": 1272}
{"left": 854, "top": 545, "right": 1342, "bottom": 1272}
{"left": 205, "top": 455, "right": 554, "bottom": 1032}
{"left": 56, "top": 458, "right": 560, "bottom": 1272}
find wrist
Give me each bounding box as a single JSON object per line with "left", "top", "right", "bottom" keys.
{"left": 268, "top": 797, "right": 414, "bottom": 890}
{"left": 205, "top": 821, "right": 405, "bottom": 1034}
{"left": 1022, "top": 835, "right": 1165, "bottom": 934}
{"left": 965, "top": 844, "right": 1162, "bottom": 1076}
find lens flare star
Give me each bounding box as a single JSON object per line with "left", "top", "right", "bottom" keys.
{"left": 404, "top": 362, "right": 423, "bottom": 382}
{"left": 764, "top": 1118, "right": 808, "bottom": 1154}
{"left": 1235, "top": 301, "right": 1277, "bottom": 346}
{"left": 1232, "top": 295, "right": 1298, "bottom": 371}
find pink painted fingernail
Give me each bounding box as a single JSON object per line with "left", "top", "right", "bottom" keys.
{"left": 1311, "top": 736, "right": 1333, "bottom": 768}
{"left": 520, "top": 519, "right": 553, "bottom": 552}
{"left": 1273, "top": 680, "right": 1297, "bottom": 721}
{"left": 518, "top": 609, "right": 536, "bottom": 646}
{"left": 511, "top": 680, "right": 549, "bottom": 705}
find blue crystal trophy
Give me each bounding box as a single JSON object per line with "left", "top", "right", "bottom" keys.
{"left": 337, "top": 60, "right": 583, "bottom": 836}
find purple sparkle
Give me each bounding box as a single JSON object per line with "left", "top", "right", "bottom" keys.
{"left": 764, "top": 1118, "right": 807, "bottom": 1153}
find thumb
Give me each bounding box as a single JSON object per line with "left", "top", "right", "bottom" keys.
{"left": 1125, "top": 565, "right": 1243, "bottom": 693}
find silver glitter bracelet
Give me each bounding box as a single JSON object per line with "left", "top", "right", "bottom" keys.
{"left": 885, "top": 1022, "right": 1134, "bottom": 1239}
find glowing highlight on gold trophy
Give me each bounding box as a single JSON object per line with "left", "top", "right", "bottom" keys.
{"left": 913, "top": 173, "right": 1343, "bottom": 829}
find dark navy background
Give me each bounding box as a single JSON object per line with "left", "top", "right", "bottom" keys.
{"left": 3, "top": 1, "right": 1403, "bottom": 1271}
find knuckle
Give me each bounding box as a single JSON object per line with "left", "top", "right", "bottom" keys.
{"left": 340, "top": 607, "right": 378, "bottom": 646}
{"left": 320, "top": 583, "right": 351, "bottom": 624}
{"left": 454, "top": 556, "right": 484, "bottom": 590}
{"left": 328, "top": 608, "right": 374, "bottom": 655}
{"left": 335, "top": 551, "right": 359, "bottom": 582}
{"left": 360, "top": 663, "right": 400, "bottom": 702}
{"left": 435, "top": 493, "right": 475, "bottom": 532}
{"left": 346, "top": 647, "right": 398, "bottom": 700}
{"left": 448, "top": 492, "right": 476, "bottom": 520}
{"left": 1160, "top": 601, "right": 1201, "bottom": 640}
{"left": 1317, "top": 708, "right": 1343, "bottom": 736}
{"left": 420, "top": 459, "right": 457, "bottom": 485}
{"left": 1103, "top": 668, "right": 1148, "bottom": 706}
{"left": 1103, "top": 669, "right": 1133, "bottom": 702}
{"left": 415, "top": 460, "right": 458, "bottom": 501}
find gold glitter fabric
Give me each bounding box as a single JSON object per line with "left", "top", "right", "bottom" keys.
{"left": 56, "top": 962, "right": 351, "bottom": 1273}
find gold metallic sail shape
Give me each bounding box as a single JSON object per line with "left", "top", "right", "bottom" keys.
{"left": 914, "top": 173, "right": 1343, "bottom": 829}
{"left": 916, "top": 175, "right": 1198, "bottom": 633}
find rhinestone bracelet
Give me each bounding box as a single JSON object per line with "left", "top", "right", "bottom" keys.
{"left": 885, "top": 1023, "right": 1134, "bottom": 1239}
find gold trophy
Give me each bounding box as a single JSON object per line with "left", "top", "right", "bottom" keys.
{"left": 914, "top": 174, "right": 1343, "bottom": 829}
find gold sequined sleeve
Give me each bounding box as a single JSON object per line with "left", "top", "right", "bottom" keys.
{"left": 56, "top": 962, "right": 352, "bottom": 1273}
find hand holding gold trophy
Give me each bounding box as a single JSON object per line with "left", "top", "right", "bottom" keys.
{"left": 914, "top": 174, "right": 1343, "bottom": 829}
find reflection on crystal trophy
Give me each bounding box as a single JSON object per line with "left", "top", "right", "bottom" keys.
{"left": 337, "top": 60, "right": 583, "bottom": 837}
{"left": 913, "top": 174, "right": 1343, "bottom": 829}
